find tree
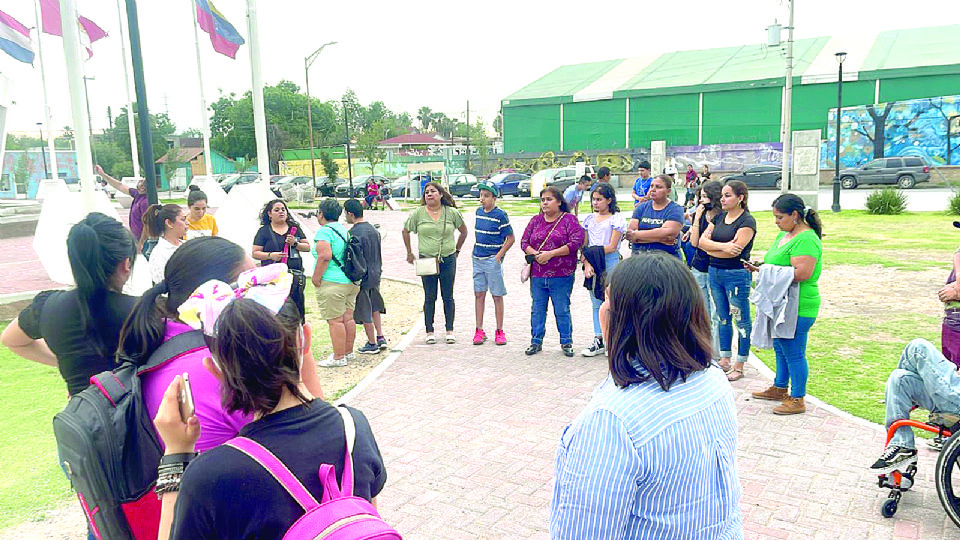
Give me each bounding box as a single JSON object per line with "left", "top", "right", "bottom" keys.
{"left": 320, "top": 151, "right": 338, "bottom": 180}
{"left": 57, "top": 126, "right": 75, "bottom": 150}
{"left": 13, "top": 153, "right": 33, "bottom": 194}
{"left": 161, "top": 148, "right": 188, "bottom": 192}
{"left": 469, "top": 120, "right": 491, "bottom": 173}
{"left": 92, "top": 140, "right": 128, "bottom": 178}
{"left": 417, "top": 106, "right": 433, "bottom": 131}
{"left": 106, "top": 106, "right": 177, "bottom": 169}
{"left": 181, "top": 127, "right": 203, "bottom": 138}
{"left": 493, "top": 113, "right": 503, "bottom": 137}
{"left": 357, "top": 121, "right": 387, "bottom": 174}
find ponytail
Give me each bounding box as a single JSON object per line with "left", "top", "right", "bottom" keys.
{"left": 118, "top": 236, "right": 245, "bottom": 364}
{"left": 187, "top": 187, "right": 207, "bottom": 207}
{"left": 66, "top": 213, "right": 137, "bottom": 351}
{"left": 772, "top": 193, "right": 823, "bottom": 238}
{"left": 142, "top": 203, "right": 182, "bottom": 237}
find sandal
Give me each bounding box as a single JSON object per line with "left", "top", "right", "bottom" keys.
{"left": 717, "top": 359, "right": 732, "bottom": 372}
{"left": 726, "top": 366, "right": 744, "bottom": 382}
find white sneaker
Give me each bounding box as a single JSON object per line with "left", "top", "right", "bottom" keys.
{"left": 318, "top": 354, "right": 347, "bottom": 368}
{"left": 425, "top": 333, "right": 436, "bottom": 344}
{"left": 445, "top": 333, "right": 456, "bottom": 344}
{"left": 345, "top": 352, "right": 356, "bottom": 361}
{"left": 581, "top": 336, "right": 606, "bottom": 357}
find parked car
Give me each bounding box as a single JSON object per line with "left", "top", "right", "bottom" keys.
{"left": 389, "top": 174, "right": 433, "bottom": 198}
{"left": 220, "top": 173, "right": 261, "bottom": 193}
{"left": 519, "top": 166, "right": 597, "bottom": 197}
{"left": 271, "top": 175, "right": 312, "bottom": 197}
{"left": 839, "top": 156, "right": 930, "bottom": 189}
{"left": 316, "top": 176, "right": 350, "bottom": 197}
{"left": 336, "top": 175, "right": 388, "bottom": 198}
{"left": 722, "top": 165, "right": 782, "bottom": 189}
{"left": 470, "top": 172, "right": 529, "bottom": 197}
{"left": 447, "top": 173, "right": 478, "bottom": 197}
{"left": 268, "top": 175, "right": 289, "bottom": 185}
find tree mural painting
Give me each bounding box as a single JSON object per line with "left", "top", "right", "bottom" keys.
{"left": 825, "top": 95, "right": 960, "bottom": 168}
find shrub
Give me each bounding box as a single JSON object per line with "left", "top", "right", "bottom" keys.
{"left": 865, "top": 188, "right": 907, "bottom": 215}
{"left": 949, "top": 192, "right": 960, "bottom": 215}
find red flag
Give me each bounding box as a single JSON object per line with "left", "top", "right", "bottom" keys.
{"left": 39, "top": 0, "right": 108, "bottom": 58}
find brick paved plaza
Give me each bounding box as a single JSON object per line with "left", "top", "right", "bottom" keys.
{"left": 0, "top": 207, "right": 955, "bottom": 538}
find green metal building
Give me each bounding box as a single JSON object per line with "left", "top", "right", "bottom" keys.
{"left": 501, "top": 25, "right": 960, "bottom": 153}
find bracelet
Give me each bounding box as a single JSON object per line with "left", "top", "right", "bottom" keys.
{"left": 160, "top": 453, "right": 198, "bottom": 466}
{"left": 155, "top": 472, "right": 183, "bottom": 497}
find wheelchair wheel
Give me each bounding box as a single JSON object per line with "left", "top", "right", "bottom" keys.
{"left": 935, "top": 429, "right": 960, "bottom": 527}
{"left": 881, "top": 497, "right": 898, "bottom": 518}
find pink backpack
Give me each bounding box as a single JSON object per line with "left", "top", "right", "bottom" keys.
{"left": 225, "top": 406, "right": 401, "bottom": 540}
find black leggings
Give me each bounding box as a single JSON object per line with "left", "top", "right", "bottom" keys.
{"left": 421, "top": 253, "right": 457, "bottom": 333}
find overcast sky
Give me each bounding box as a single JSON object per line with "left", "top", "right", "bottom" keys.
{"left": 1, "top": 0, "right": 954, "bottom": 138}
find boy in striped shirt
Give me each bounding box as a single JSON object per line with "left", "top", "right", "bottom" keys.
{"left": 473, "top": 182, "right": 515, "bottom": 345}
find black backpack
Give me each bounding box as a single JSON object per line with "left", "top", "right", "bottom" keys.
{"left": 53, "top": 331, "right": 206, "bottom": 540}
{"left": 327, "top": 225, "right": 367, "bottom": 284}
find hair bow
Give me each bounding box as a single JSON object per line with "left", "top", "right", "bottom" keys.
{"left": 178, "top": 263, "right": 293, "bottom": 336}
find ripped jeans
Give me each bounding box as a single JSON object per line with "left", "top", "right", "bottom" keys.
{"left": 708, "top": 266, "right": 752, "bottom": 362}
{"left": 886, "top": 338, "right": 960, "bottom": 449}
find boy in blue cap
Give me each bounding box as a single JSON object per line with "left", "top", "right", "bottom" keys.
{"left": 473, "top": 181, "right": 514, "bottom": 345}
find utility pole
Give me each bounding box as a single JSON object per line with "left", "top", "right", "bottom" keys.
{"left": 465, "top": 100, "right": 470, "bottom": 173}
{"left": 779, "top": 0, "right": 794, "bottom": 193}
{"left": 37, "top": 123, "right": 50, "bottom": 178}
{"left": 304, "top": 41, "right": 337, "bottom": 193}
{"left": 832, "top": 52, "right": 846, "bottom": 213}
{"left": 343, "top": 98, "right": 353, "bottom": 193}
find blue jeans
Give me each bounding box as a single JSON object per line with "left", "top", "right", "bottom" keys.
{"left": 691, "top": 268, "right": 720, "bottom": 360}
{"left": 588, "top": 252, "right": 621, "bottom": 337}
{"left": 708, "top": 266, "right": 752, "bottom": 362}
{"left": 530, "top": 275, "right": 575, "bottom": 345}
{"left": 773, "top": 316, "right": 816, "bottom": 397}
{"left": 886, "top": 338, "right": 960, "bottom": 449}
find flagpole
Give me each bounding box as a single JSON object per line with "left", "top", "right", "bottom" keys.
{"left": 245, "top": 0, "right": 270, "bottom": 183}
{"left": 115, "top": 0, "right": 140, "bottom": 179}
{"left": 33, "top": 1, "right": 59, "bottom": 181}
{"left": 124, "top": 0, "right": 158, "bottom": 205}
{"left": 189, "top": 0, "right": 213, "bottom": 178}
{"left": 58, "top": 0, "right": 95, "bottom": 211}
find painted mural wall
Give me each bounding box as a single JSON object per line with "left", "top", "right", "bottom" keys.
{"left": 823, "top": 95, "right": 960, "bottom": 168}
{"left": 0, "top": 150, "right": 79, "bottom": 198}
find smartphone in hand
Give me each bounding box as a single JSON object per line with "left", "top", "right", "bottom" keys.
{"left": 742, "top": 260, "right": 762, "bottom": 272}
{"left": 178, "top": 373, "right": 195, "bottom": 422}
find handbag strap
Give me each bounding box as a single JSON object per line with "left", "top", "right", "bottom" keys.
{"left": 536, "top": 214, "right": 564, "bottom": 252}
{"left": 323, "top": 224, "right": 348, "bottom": 269}
{"left": 224, "top": 405, "right": 357, "bottom": 510}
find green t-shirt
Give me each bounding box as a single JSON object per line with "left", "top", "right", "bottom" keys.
{"left": 763, "top": 229, "right": 822, "bottom": 318}
{"left": 403, "top": 206, "right": 464, "bottom": 258}
{"left": 312, "top": 223, "right": 351, "bottom": 284}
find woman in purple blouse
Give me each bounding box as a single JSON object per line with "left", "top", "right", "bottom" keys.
{"left": 521, "top": 186, "right": 586, "bottom": 357}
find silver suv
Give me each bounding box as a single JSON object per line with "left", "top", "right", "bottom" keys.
{"left": 839, "top": 157, "right": 930, "bottom": 189}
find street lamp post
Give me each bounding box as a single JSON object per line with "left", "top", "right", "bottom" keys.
{"left": 343, "top": 98, "right": 353, "bottom": 194}
{"left": 37, "top": 122, "right": 50, "bottom": 179}
{"left": 304, "top": 41, "right": 337, "bottom": 194}
{"left": 831, "top": 51, "right": 846, "bottom": 213}
{"left": 82, "top": 75, "right": 98, "bottom": 166}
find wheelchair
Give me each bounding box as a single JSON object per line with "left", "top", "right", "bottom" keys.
{"left": 877, "top": 411, "right": 960, "bottom": 525}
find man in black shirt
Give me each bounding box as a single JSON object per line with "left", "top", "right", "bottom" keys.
{"left": 344, "top": 199, "right": 387, "bottom": 354}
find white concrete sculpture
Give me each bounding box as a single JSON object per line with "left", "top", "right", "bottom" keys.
{"left": 188, "top": 175, "right": 227, "bottom": 208}
{"left": 35, "top": 179, "right": 70, "bottom": 201}
{"left": 34, "top": 191, "right": 124, "bottom": 285}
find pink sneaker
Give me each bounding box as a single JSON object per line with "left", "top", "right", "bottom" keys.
{"left": 473, "top": 329, "right": 487, "bottom": 345}
{"left": 495, "top": 329, "right": 506, "bottom": 345}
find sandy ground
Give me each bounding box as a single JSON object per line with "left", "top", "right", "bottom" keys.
{"left": 817, "top": 264, "right": 947, "bottom": 319}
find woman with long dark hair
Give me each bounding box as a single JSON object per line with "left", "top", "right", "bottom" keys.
{"left": 686, "top": 179, "right": 723, "bottom": 358}
{"left": 550, "top": 254, "right": 741, "bottom": 538}
{"left": 698, "top": 180, "right": 757, "bottom": 381}
{"left": 144, "top": 203, "right": 189, "bottom": 284}
{"left": 2, "top": 212, "right": 138, "bottom": 394}
{"left": 402, "top": 182, "right": 468, "bottom": 344}
{"left": 748, "top": 193, "right": 822, "bottom": 415}
{"left": 520, "top": 186, "right": 585, "bottom": 357}
{"left": 252, "top": 199, "right": 310, "bottom": 320}
{"left": 579, "top": 183, "right": 625, "bottom": 357}
{"left": 152, "top": 295, "right": 386, "bottom": 540}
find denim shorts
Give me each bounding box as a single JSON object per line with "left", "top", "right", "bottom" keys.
{"left": 473, "top": 255, "right": 507, "bottom": 296}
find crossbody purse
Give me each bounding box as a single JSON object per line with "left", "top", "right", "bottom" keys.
{"left": 521, "top": 215, "right": 563, "bottom": 283}
{"left": 415, "top": 207, "right": 446, "bottom": 276}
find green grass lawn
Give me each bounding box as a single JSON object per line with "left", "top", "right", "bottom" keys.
{"left": 0, "top": 326, "right": 73, "bottom": 529}
{"left": 750, "top": 210, "right": 957, "bottom": 426}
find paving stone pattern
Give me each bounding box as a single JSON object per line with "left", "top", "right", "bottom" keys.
{"left": 352, "top": 209, "right": 957, "bottom": 539}
{"left": 3, "top": 206, "right": 955, "bottom": 538}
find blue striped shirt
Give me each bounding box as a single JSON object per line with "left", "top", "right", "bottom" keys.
{"left": 472, "top": 207, "right": 514, "bottom": 258}
{"left": 550, "top": 366, "right": 742, "bottom": 540}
